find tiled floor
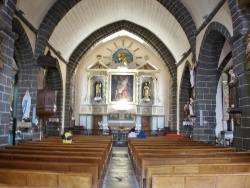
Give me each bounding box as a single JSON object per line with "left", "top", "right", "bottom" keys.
{"left": 102, "top": 147, "right": 139, "bottom": 188}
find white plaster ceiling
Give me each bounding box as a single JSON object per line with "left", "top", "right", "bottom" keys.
{"left": 16, "top": 0, "right": 220, "bottom": 63}
{"left": 180, "top": 0, "right": 219, "bottom": 28}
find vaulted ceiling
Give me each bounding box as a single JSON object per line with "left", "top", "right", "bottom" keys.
{"left": 16, "top": 0, "right": 220, "bottom": 63}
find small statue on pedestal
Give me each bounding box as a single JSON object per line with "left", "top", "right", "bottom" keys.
{"left": 228, "top": 69, "right": 238, "bottom": 108}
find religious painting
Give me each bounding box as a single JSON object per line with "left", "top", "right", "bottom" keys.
{"left": 110, "top": 73, "right": 134, "bottom": 103}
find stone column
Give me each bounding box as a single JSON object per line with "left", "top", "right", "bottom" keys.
{"left": 0, "top": 5, "right": 18, "bottom": 145}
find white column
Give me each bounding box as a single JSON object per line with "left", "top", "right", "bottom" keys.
{"left": 222, "top": 73, "right": 229, "bottom": 130}
{"left": 153, "top": 76, "right": 157, "bottom": 105}
{"left": 87, "top": 74, "right": 93, "bottom": 103}
{"left": 105, "top": 75, "right": 109, "bottom": 104}
{"left": 136, "top": 75, "right": 140, "bottom": 104}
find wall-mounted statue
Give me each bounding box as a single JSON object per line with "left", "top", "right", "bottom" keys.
{"left": 189, "top": 57, "right": 197, "bottom": 88}
{"left": 184, "top": 100, "right": 190, "bottom": 120}
{"left": 143, "top": 82, "right": 150, "bottom": 99}
{"left": 95, "top": 80, "right": 102, "bottom": 98}
{"left": 228, "top": 69, "right": 238, "bottom": 108}
{"left": 189, "top": 98, "right": 194, "bottom": 116}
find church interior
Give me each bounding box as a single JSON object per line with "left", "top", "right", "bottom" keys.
{"left": 0, "top": 0, "right": 250, "bottom": 187}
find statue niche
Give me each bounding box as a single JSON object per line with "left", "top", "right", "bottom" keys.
{"left": 94, "top": 80, "right": 102, "bottom": 102}
{"left": 142, "top": 81, "right": 150, "bottom": 103}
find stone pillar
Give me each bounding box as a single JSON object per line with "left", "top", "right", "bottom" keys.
{"left": 0, "top": 11, "right": 18, "bottom": 145}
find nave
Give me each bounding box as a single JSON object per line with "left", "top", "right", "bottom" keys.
{"left": 0, "top": 135, "right": 250, "bottom": 187}
{"left": 102, "top": 147, "right": 139, "bottom": 188}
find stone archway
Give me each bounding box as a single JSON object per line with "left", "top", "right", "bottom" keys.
{"left": 12, "top": 18, "right": 38, "bottom": 121}
{"left": 194, "top": 22, "right": 231, "bottom": 143}
{"left": 179, "top": 61, "right": 192, "bottom": 136}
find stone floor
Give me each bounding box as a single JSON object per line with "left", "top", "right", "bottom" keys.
{"left": 102, "top": 147, "right": 139, "bottom": 188}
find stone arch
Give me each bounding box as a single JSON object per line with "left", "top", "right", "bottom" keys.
{"left": 65, "top": 21, "right": 178, "bottom": 129}
{"left": 33, "top": 0, "right": 197, "bottom": 130}
{"left": 194, "top": 21, "right": 231, "bottom": 143}
{"left": 227, "top": 0, "right": 250, "bottom": 34}
{"left": 35, "top": 0, "right": 196, "bottom": 60}
{"left": 158, "top": 0, "right": 197, "bottom": 56}
{"left": 12, "top": 18, "right": 38, "bottom": 121}
{"left": 179, "top": 60, "right": 192, "bottom": 136}
{"left": 218, "top": 52, "right": 232, "bottom": 75}
{"left": 1, "top": 0, "right": 15, "bottom": 28}
{"left": 34, "top": 0, "right": 81, "bottom": 58}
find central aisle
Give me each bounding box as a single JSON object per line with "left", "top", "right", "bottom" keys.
{"left": 102, "top": 147, "right": 139, "bottom": 188}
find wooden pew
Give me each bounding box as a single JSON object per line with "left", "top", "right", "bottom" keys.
{"left": 1, "top": 135, "right": 113, "bottom": 188}
{"left": 146, "top": 163, "right": 250, "bottom": 188}
{"left": 134, "top": 150, "right": 250, "bottom": 172}
{"left": 138, "top": 155, "right": 250, "bottom": 187}
{"left": 130, "top": 146, "right": 235, "bottom": 163}
{"left": 0, "top": 168, "right": 92, "bottom": 188}
{"left": 0, "top": 159, "right": 100, "bottom": 188}
{"left": 152, "top": 173, "right": 250, "bottom": 188}
{"left": 128, "top": 137, "right": 250, "bottom": 188}
{"left": 131, "top": 147, "right": 236, "bottom": 173}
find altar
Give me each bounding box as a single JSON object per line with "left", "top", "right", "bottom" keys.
{"left": 108, "top": 120, "right": 135, "bottom": 130}
{"left": 77, "top": 50, "right": 167, "bottom": 131}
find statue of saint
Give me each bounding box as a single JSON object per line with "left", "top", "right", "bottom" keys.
{"left": 184, "top": 101, "right": 190, "bottom": 120}
{"left": 143, "top": 82, "right": 150, "bottom": 98}
{"left": 228, "top": 69, "right": 238, "bottom": 108}
{"left": 95, "top": 80, "right": 102, "bottom": 97}
{"left": 190, "top": 57, "right": 197, "bottom": 88}
{"left": 118, "top": 53, "right": 128, "bottom": 67}
{"left": 189, "top": 98, "right": 194, "bottom": 116}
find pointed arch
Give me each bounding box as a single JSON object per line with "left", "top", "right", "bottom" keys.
{"left": 195, "top": 21, "right": 231, "bottom": 143}
{"left": 12, "top": 18, "right": 38, "bottom": 121}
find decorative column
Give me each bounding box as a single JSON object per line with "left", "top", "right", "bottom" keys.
{"left": 87, "top": 74, "right": 93, "bottom": 103}
{"left": 152, "top": 76, "right": 157, "bottom": 105}
{"left": 105, "top": 75, "right": 109, "bottom": 104}
{"left": 137, "top": 74, "right": 141, "bottom": 104}
{"left": 222, "top": 73, "right": 229, "bottom": 131}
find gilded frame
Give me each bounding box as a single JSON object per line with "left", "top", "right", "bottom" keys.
{"left": 109, "top": 72, "right": 135, "bottom": 103}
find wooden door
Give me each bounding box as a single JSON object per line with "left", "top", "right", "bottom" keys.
{"left": 141, "top": 116, "right": 151, "bottom": 131}
{"left": 92, "top": 115, "right": 102, "bottom": 130}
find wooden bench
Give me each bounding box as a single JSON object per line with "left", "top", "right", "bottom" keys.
{"left": 131, "top": 147, "right": 236, "bottom": 171}
{"left": 128, "top": 137, "right": 250, "bottom": 188}
{"left": 146, "top": 163, "right": 250, "bottom": 188}
{"left": 134, "top": 150, "right": 250, "bottom": 170}
{"left": 0, "top": 159, "right": 100, "bottom": 188}
{"left": 0, "top": 168, "right": 92, "bottom": 188}
{"left": 0, "top": 135, "right": 113, "bottom": 187}
{"left": 5, "top": 145, "right": 111, "bottom": 158}
{"left": 152, "top": 173, "right": 250, "bottom": 188}
{"left": 138, "top": 156, "right": 250, "bottom": 187}
{"left": 128, "top": 140, "right": 247, "bottom": 187}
